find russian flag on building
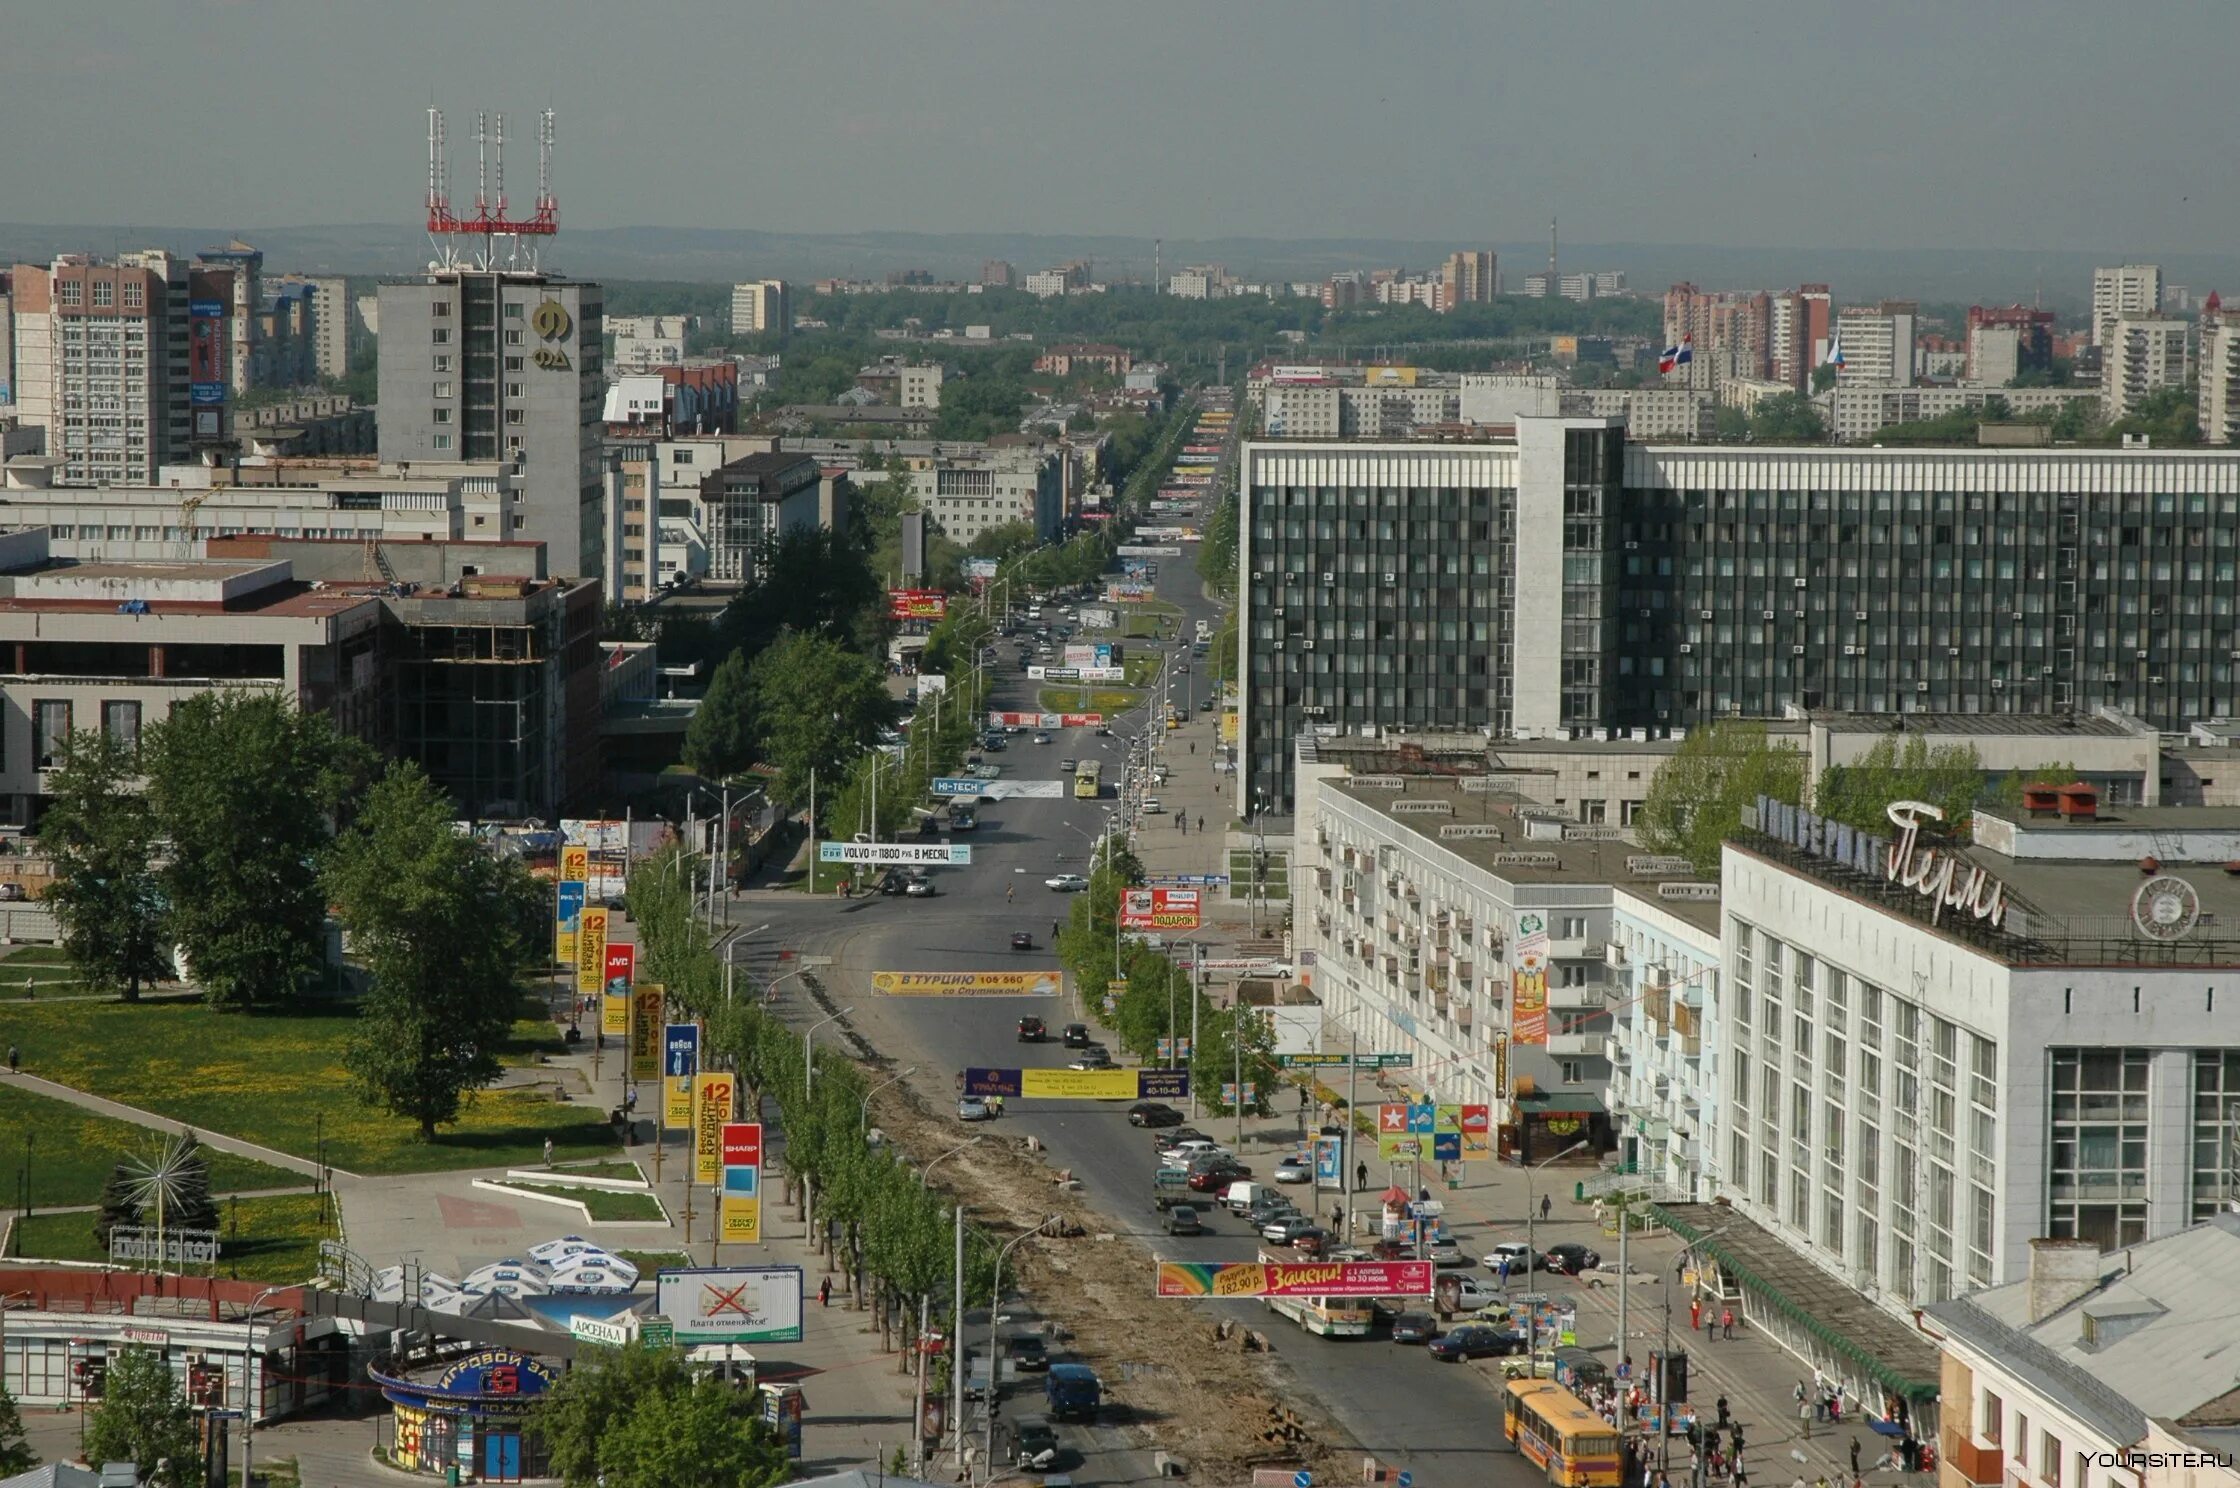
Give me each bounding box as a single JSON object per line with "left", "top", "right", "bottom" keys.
{"left": 1658, "top": 333, "right": 1694, "bottom": 373}
{"left": 1826, "top": 335, "right": 1846, "bottom": 369}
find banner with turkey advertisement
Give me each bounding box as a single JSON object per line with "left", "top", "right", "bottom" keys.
{"left": 888, "top": 589, "right": 948, "bottom": 621}
{"left": 1120, "top": 888, "right": 1202, "bottom": 931}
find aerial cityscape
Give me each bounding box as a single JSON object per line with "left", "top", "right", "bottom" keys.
{"left": 0, "top": 4, "right": 2235, "bottom": 1488}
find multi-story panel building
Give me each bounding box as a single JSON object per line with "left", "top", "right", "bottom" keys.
{"left": 2092, "top": 263, "right": 2162, "bottom": 348}
{"left": 609, "top": 314, "right": 691, "bottom": 370}
{"left": 1720, "top": 795, "right": 2240, "bottom": 1315}
{"left": 1606, "top": 877, "right": 1724, "bottom": 1200}
{"left": 1769, "top": 285, "right": 1833, "bottom": 391}
{"left": 6, "top": 252, "right": 199, "bottom": 485}
{"left": 1440, "top": 250, "right": 1495, "bottom": 308}
{"left": 1241, "top": 425, "right": 2240, "bottom": 810}
{"left": 980, "top": 261, "right": 1015, "bottom": 289}
{"left": 376, "top": 270, "right": 604, "bottom": 578}
{"left": 1965, "top": 305, "right": 2055, "bottom": 386}
{"left": 2101, "top": 316, "right": 2190, "bottom": 420}
{"left": 1822, "top": 384, "right": 2097, "bottom": 443}
{"left": 1022, "top": 271, "right": 1071, "bottom": 299}
{"left": 2199, "top": 302, "right": 2240, "bottom": 444}
{"left": 729, "top": 280, "right": 789, "bottom": 337}
{"left": 697, "top": 451, "right": 823, "bottom": 586}
{"left": 1834, "top": 301, "right": 1917, "bottom": 386}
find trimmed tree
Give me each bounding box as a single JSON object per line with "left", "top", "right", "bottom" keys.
{"left": 82, "top": 1345, "right": 198, "bottom": 1486}
{"left": 38, "top": 728, "right": 167, "bottom": 1002}
{"left": 142, "top": 691, "right": 370, "bottom": 1009}
{"left": 330, "top": 763, "right": 528, "bottom": 1140}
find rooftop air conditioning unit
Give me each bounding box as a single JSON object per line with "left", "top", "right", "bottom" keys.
{"left": 2138, "top": 650, "right": 2150, "bottom": 660}
{"left": 1991, "top": 678, "right": 2005, "bottom": 689}
{"left": 1794, "top": 578, "right": 1807, "bottom": 588}
{"left": 1917, "top": 681, "right": 1930, "bottom": 692}
{"left": 1321, "top": 573, "right": 1335, "bottom": 584}
{"left": 1679, "top": 643, "right": 1692, "bottom": 653}
{"left": 1791, "top": 644, "right": 1806, "bottom": 655}
{"left": 1844, "top": 645, "right": 1858, "bottom": 656}
{"left": 2151, "top": 675, "right": 2165, "bottom": 684}
{"left": 1948, "top": 647, "right": 1961, "bottom": 656}
{"left": 2013, "top": 611, "right": 2025, "bottom": 621}
{"left": 1761, "top": 610, "right": 1775, "bottom": 620}
{"left": 1700, "top": 610, "right": 1713, "bottom": 620}
{"left": 1855, "top": 611, "right": 1868, "bottom": 620}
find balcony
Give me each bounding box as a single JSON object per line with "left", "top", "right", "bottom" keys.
{"left": 1606, "top": 1037, "right": 1632, "bottom": 1066}
{"left": 1551, "top": 937, "right": 1604, "bottom": 962}
{"left": 1546, "top": 1032, "right": 1603, "bottom": 1057}
{"left": 1550, "top": 984, "right": 1603, "bottom": 1011}
{"left": 1943, "top": 1436, "right": 2001, "bottom": 1488}
{"left": 1455, "top": 1003, "right": 1473, "bottom": 1030}
{"left": 1605, "top": 943, "right": 1627, "bottom": 969}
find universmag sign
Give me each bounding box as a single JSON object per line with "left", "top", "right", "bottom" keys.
{"left": 1154, "top": 1260, "right": 1434, "bottom": 1299}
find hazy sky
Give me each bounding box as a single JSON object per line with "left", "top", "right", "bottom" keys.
{"left": 3, "top": 0, "right": 2234, "bottom": 255}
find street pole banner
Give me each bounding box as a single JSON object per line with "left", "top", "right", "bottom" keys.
{"left": 602, "top": 943, "right": 634, "bottom": 1036}
{"left": 1313, "top": 1136, "right": 1342, "bottom": 1188}
{"left": 575, "top": 908, "right": 610, "bottom": 996}
{"left": 1154, "top": 1260, "right": 1434, "bottom": 1299}
{"left": 694, "top": 1073, "right": 735, "bottom": 1184}
{"left": 561, "top": 846, "right": 589, "bottom": 884}
{"left": 664, "top": 1023, "right": 699, "bottom": 1131}
{"left": 1461, "top": 1103, "right": 1492, "bottom": 1161}
{"left": 554, "top": 881, "right": 586, "bottom": 963}
{"left": 629, "top": 987, "right": 663, "bottom": 1082}
{"left": 720, "top": 1194, "right": 762, "bottom": 1244}
{"left": 722, "top": 1122, "right": 764, "bottom": 1169}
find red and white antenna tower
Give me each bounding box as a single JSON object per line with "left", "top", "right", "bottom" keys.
{"left": 425, "top": 106, "right": 558, "bottom": 270}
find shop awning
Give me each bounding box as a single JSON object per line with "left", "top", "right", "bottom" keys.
{"left": 1649, "top": 1202, "right": 1941, "bottom": 1402}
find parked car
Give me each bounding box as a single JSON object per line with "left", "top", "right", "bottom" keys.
{"left": 1129, "top": 1102, "right": 1183, "bottom": 1128}
{"left": 1046, "top": 874, "right": 1090, "bottom": 892}
{"left": 1017, "top": 1016, "right": 1048, "bottom": 1042}
{"left": 1263, "top": 1214, "right": 1321, "bottom": 1245}
{"left": 1246, "top": 1196, "right": 1301, "bottom": 1230}
{"left": 1291, "top": 1226, "right": 1332, "bottom": 1256}
{"left": 1189, "top": 1163, "right": 1251, "bottom": 1193}
{"left": 1427, "top": 1238, "right": 1469, "bottom": 1268}
{"left": 1157, "top": 1126, "right": 1212, "bottom": 1150}
{"left": 1484, "top": 1242, "right": 1545, "bottom": 1274}
{"left": 1271, "top": 1154, "right": 1313, "bottom": 1184}
{"left": 1543, "top": 1243, "right": 1603, "bottom": 1275}
{"left": 1140, "top": 796, "right": 1164, "bottom": 814}
{"left": 1062, "top": 1023, "right": 1092, "bottom": 1047}
{"left": 1159, "top": 1137, "right": 1218, "bottom": 1164}
{"left": 1427, "top": 1322, "right": 1526, "bottom": 1362}
{"left": 904, "top": 877, "right": 938, "bottom": 897}
{"left": 1164, "top": 1205, "right": 1205, "bottom": 1237}
{"left": 957, "top": 1097, "right": 994, "bottom": 1122}
{"left": 1369, "top": 1238, "right": 1414, "bottom": 1262}
{"left": 1435, "top": 1275, "right": 1501, "bottom": 1314}
{"left": 1010, "top": 932, "right": 1035, "bottom": 950}
{"left": 1389, "top": 1312, "right": 1440, "bottom": 1345}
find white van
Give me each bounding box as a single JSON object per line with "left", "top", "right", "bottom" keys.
{"left": 1223, "top": 1180, "right": 1270, "bottom": 1215}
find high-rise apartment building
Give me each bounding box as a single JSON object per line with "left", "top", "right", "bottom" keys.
{"left": 265, "top": 274, "right": 352, "bottom": 381}
{"left": 2101, "top": 315, "right": 2189, "bottom": 420}
{"left": 1238, "top": 423, "right": 2240, "bottom": 809}
{"left": 1832, "top": 301, "right": 1916, "bottom": 386}
{"left": 728, "top": 279, "right": 790, "bottom": 337}
{"left": 1964, "top": 304, "right": 2055, "bottom": 386}
{"left": 1662, "top": 285, "right": 1769, "bottom": 387}
{"left": 2092, "top": 263, "right": 2162, "bottom": 347}
{"left": 1440, "top": 250, "right": 1496, "bottom": 308}
{"left": 980, "top": 260, "right": 1015, "bottom": 289}
{"left": 376, "top": 269, "right": 605, "bottom": 579}
{"left": 2198, "top": 302, "right": 2240, "bottom": 444}
{"left": 1768, "top": 285, "right": 1832, "bottom": 391}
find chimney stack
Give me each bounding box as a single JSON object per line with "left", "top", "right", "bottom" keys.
{"left": 2025, "top": 1237, "right": 2105, "bottom": 1323}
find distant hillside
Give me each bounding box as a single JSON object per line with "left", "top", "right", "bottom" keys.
{"left": 4, "top": 221, "right": 2234, "bottom": 315}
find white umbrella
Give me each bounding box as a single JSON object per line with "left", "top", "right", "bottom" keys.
{"left": 548, "top": 1253, "right": 639, "bottom": 1294}
{"left": 528, "top": 1235, "right": 606, "bottom": 1265}
{"left": 461, "top": 1259, "right": 553, "bottom": 1296}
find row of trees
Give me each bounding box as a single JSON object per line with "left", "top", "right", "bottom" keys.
{"left": 1636, "top": 722, "right": 2077, "bottom": 874}
{"left": 40, "top": 691, "right": 543, "bottom": 1142}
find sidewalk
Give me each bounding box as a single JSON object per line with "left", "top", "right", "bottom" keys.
{"left": 1224, "top": 1108, "right": 1882, "bottom": 1488}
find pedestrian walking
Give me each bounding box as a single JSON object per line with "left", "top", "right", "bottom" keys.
{"left": 1197, "top": 814, "right": 1205, "bottom": 832}
{"left": 1540, "top": 1193, "right": 1553, "bottom": 1221}
{"left": 1496, "top": 1258, "right": 1510, "bottom": 1290}
{"left": 1800, "top": 1396, "right": 1813, "bottom": 1438}
{"left": 4, "top": 1044, "right": 15, "bottom": 1074}
{"left": 1716, "top": 1394, "right": 1730, "bottom": 1428}
{"left": 1355, "top": 1160, "right": 1368, "bottom": 1189}
{"left": 1722, "top": 1306, "right": 1735, "bottom": 1339}
{"left": 1691, "top": 1297, "right": 1703, "bottom": 1331}
{"left": 1849, "top": 1440, "right": 1861, "bottom": 1478}
{"left": 543, "top": 1136, "right": 555, "bottom": 1169}
{"left": 819, "top": 1277, "right": 833, "bottom": 1307}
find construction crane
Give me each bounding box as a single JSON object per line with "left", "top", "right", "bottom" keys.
{"left": 177, "top": 492, "right": 207, "bottom": 559}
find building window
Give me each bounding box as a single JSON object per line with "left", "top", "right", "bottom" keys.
{"left": 672, "top": 449, "right": 695, "bottom": 465}
{"left": 432, "top": 382, "right": 452, "bottom": 399}
{"left": 1559, "top": 1060, "right": 1584, "bottom": 1083}
{"left": 432, "top": 433, "right": 453, "bottom": 451}
{"left": 432, "top": 301, "right": 451, "bottom": 315}
{"left": 506, "top": 409, "right": 523, "bottom": 424}
{"left": 432, "top": 327, "right": 450, "bottom": 345}
{"left": 2192, "top": 1050, "right": 2240, "bottom": 1221}
{"left": 92, "top": 281, "right": 114, "bottom": 308}
{"left": 432, "top": 408, "right": 452, "bottom": 424}
{"left": 504, "top": 302, "right": 522, "bottom": 318}
{"left": 504, "top": 329, "right": 524, "bottom": 346}
{"left": 433, "top": 355, "right": 453, "bottom": 372}
{"left": 2040, "top": 1432, "right": 2061, "bottom": 1487}
{"left": 59, "top": 282, "right": 82, "bottom": 308}
{"left": 507, "top": 382, "right": 523, "bottom": 397}
{"left": 122, "top": 283, "right": 143, "bottom": 310}
{"left": 2047, "top": 1048, "right": 2151, "bottom": 1248}
{"left": 101, "top": 701, "right": 141, "bottom": 754}
{"left": 505, "top": 356, "right": 524, "bottom": 372}
{"left": 33, "top": 701, "right": 71, "bottom": 770}
{"left": 1980, "top": 1390, "right": 2002, "bottom": 1444}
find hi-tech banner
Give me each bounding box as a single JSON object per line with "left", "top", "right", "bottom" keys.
{"left": 873, "top": 970, "right": 1059, "bottom": 997}
{"left": 694, "top": 1073, "right": 735, "bottom": 1184}
{"left": 1154, "top": 1260, "right": 1434, "bottom": 1299}
{"left": 575, "top": 908, "right": 610, "bottom": 996}
{"left": 1120, "top": 888, "right": 1202, "bottom": 931}
{"left": 629, "top": 987, "right": 664, "bottom": 1081}
{"left": 664, "top": 1023, "right": 699, "bottom": 1131}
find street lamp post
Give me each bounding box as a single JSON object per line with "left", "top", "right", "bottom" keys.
{"left": 862, "top": 1067, "right": 918, "bottom": 1133}
{"left": 1659, "top": 1227, "right": 1732, "bottom": 1480}
{"left": 1521, "top": 1139, "right": 1589, "bottom": 1368}
{"left": 920, "top": 1137, "right": 983, "bottom": 1189}
{"left": 721, "top": 923, "right": 773, "bottom": 1004}
{"left": 800, "top": 1005, "right": 855, "bottom": 1244}
{"left": 237, "top": 1284, "right": 286, "bottom": 1487}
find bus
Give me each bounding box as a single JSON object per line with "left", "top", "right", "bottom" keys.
{"left": 1502, "top": 1379, "right": 1623, "bottom": 1488}
{"left": 1257, "top": 1252, "right": 1373, "bottom": 1338}
{"left": 1073, "top": 759, "right": 1103, "bottom": 799}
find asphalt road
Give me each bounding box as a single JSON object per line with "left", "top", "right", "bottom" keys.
{"left": 730, "top": 422, "right": 1547, "bottom": 1485}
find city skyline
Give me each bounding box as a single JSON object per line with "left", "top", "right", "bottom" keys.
{"left": 2, "top": 0, "right": 2237, "bottom": 258}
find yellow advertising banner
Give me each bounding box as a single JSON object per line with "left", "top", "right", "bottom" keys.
{"left": 629, "top": 988, "right": 663, "bottom": 1082}
{"left": 603, "top": 994, "right": 628, "bottom": 1037}
{"left": 1377, "top": 1132, "right": 1429, "bottom": 1162}
{"left": 575, "top": 908, "right": 610, "bottom": 995}
{"left": 694, "top": 1072, "right": 735, "bottom": 1184}
{"left": 720, "top": 1195, "right": 761, "bottom": 1244}
{"left": 561, "top": 845, "right": 590, "bottom": 883}
{"left": 871, "top": 970, "right": 1060, "bottom": 997}
{"left": 1220, "top": 710, "right": 1239, "bottom": 745}
{"left": 664, "top": 1076, "right": 693, "bottom": 1131}
{"left": 1019, "top": 1068, "right": 1140, "bottom": 1100}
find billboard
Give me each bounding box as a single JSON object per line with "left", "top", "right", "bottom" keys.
{"left": 818, "top": 841, "right": 973, "bottom": 866}
{"left": 986, "top": 712, "right": 1104, "bottom": 729}
{"left": 963, "top": 557, "right": 999, "bottom": 580}
{"left": 888, "top": 589, "right": 949, "bottom": 621}
{"left": 1512, "top": 912, "right": 1551, "bottom": 1046}
{"left": 554, "top": 880, "right": 585, "bottom": 963}
{"left": 694, "top": 1073, "right": 735, "bottom": 1183}
{"left": 872, "top": 970, "right": 1059, "bottom": 997}
{"left": 575, "top": 908, "right": 610, "bottom": 996}
{"left": 1030, "top": 666, "right": 1124, "bottom": 683}
{"left": 1461, "top": 1102, "right": 1492, "bottom": 1161}
{"left": 664, "top": 1023, "right": 699, "bottom": 1131}
{"left": 1120, "top": 888, "right": 1202, "bottom": 931}
{"left": 561, "top": 846, "right": 590, "bottom": 883}
{"left": 1077, "top": 607, "right": 1116, "bottom": 630}
{"left": 655, "top": 1266, "right": 803, "bottom": 1343}
{"left": 1104, "top": 583, "right": 1153, "bottom": 603}
{"left": 722, "top": 1122, "right": 763, "bottom": 1169}
{"left": 964, "top": 1067, "right": 1188, "bottom": 1100}
{"left": 629, "top": 987, "right": 663, "bottom": 1081}
{"left": 1062, "top": 644, "right": 1115, "bottom": 667}
{"left": 930, "top": 777, "right": 986, "bottom": 797}
{"left": 1154, "top": 1260, "right": 1433, "bottom": 1299}
{"left": 602, "top": 943, "right": 634, "bottom": 1036}
{"left": 1118, "top": 545, "right": 1184, "bottom": 558}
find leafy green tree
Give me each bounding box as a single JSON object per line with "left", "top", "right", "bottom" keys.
{"left": 1814, "top": 735, "right": 1994, "bottom": 834}
{"left": 1810, "top": 364, "right": 1839, "bottom": 394}
{"left": 93, "top": 1161, "right": 139, "bottom": 1250}
{"left": 720, "top": 527, "right": 888, "bottom": 661}
{"left": 83, "top": 1345, "right": 198, "bottom": 1487}
{"left": 1636, "top": 721, "right": 1806, "bottom": 875}
{"left": 536, "top": 1340, "right": 688, "bottom": 1486}
{"left": 1749, "top": 391, "right": 1827, "bottom": 443}
{"left": 330, "top": 764, "right": 528, "bottom": 1140}
{"left": 598, "top": 1376, "right": 790, "bottom": 1488}
{"left": 748, "top": 632, "right": 894, "bottom": 808}
{"left": 932, "top": 376, "right": 1029, "bottom": 441}
{"left": 1713, "top": 406, "right": 1751, "bottom": 440}
{"left": 143, "top": 691, "right": 370, "bottom": 1009}
{"left": 685, "top": 651, "right": 760, "bottom": 781}
{"left": 0, "top": 1384, "right": 33, "bottom": 1476}
{"left": 2105, "top": 385, "right": 2202, "bottom": 447}
{"left": 39, "top": 728, "right": 167, "bottom": 1002}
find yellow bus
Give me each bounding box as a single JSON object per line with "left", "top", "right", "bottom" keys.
{"left": 1502, "top": 1378, "right": 1623, "bottom": 1488}
{"left": 1073, "top": 759, "right": 1102, "bottom": 799}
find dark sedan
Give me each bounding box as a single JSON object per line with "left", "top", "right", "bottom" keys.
{"left": 1389, "top": 1313, "right": 1439, "bottom": 1345}
{"left": 1187, "top": 1163, "right": 1251, "bottom": 1193}
{"left": 1544, "top": 1243, "right": 1603, "bottom": 1275}
{"left": 1129, "top": 1102, "right": 1184, "bottom": 1128}
{"left": 1427, "top": 1323, "right": 1527, "bottom": 1362}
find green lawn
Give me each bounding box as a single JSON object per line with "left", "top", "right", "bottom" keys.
{"left": 15, "top": 1192, "right": 339, "bottom": 1284}
{"left": 1226, "top": 849, "right": 1292, "bottom": 902}
{"left": 0, "top": 946, "right": 90, "bottom": 998}
{"left": 0, "top": 996, "right": 619, "bottom": 1176}
{"left": 489, "top": 1180, "right": 665, "bottom": 1223}
{"left": 613, "top": 1247, "right": 693, "bottom": 1275}
{"left": 0, "top": 1081, "right": 303, "bottom": 1210}
{"left": 556, "top": 1160, "right": 646, "bottom": 1183}
{"left": 1039, "top": 688, "right": 1140, "bottom": 715}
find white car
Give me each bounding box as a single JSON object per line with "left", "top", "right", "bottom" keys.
{"left": 1140, "top": 796, "right": 1164, "bottom": 814}
{"left": 1045, "top": 874, "right": 1090, "bottom": 892}
{"left": 904, "top": 877, "right": 938, "bottom": 897}
{"left": 1271, "top": 1155, "right": 1313, "bottom": 1184}
{"left": 1033, "top": 731, "right": 1052, "bottom": 744}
